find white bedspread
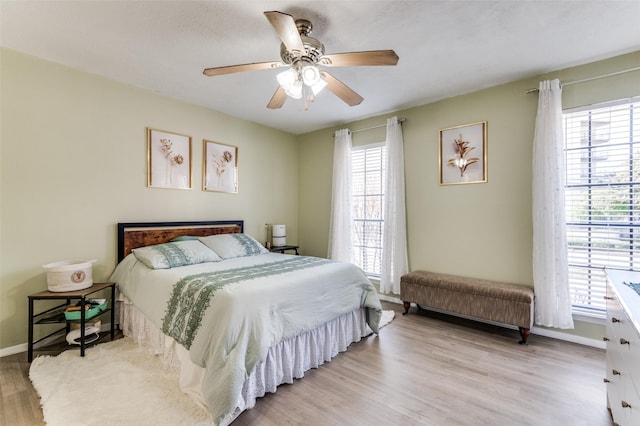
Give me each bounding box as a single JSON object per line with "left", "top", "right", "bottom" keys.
{"left": 110, "top": 253, "right": 382, "bottom": 424}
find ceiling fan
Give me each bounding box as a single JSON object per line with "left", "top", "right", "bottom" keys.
{"left": 203, "top": 11, "right": 399, "bottom": 110}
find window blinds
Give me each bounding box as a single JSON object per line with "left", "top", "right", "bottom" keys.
{"left": 564, "top": 97, "right": 640, "bottom": 316}
{"left": 352, "top": 143, "right": 386, "bottom": 277}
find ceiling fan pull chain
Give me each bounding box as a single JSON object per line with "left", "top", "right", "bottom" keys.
{"left": 305, "top": 84, "right": 318, "bottom": 111}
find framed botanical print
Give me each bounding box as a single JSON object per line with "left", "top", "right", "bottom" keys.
{"left": 439, "top": 121, "right": 487, "bottom": 185}
{"left": 147, "top": 128, "right": 192, "bottom": 189}
{"left": 203, "top": 140, "right": 238, "bottom": 193}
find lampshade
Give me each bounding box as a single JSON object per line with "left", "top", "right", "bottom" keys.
{"left": 276, "top": 69, "right": 303, "bottom": 99}
{"left": 310, "top": 78, "right": 327, "bottom": 95}
{"left": 301, "top": 65, "right": 321, "bottom": 86}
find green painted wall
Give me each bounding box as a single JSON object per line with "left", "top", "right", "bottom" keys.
{"left": 0, "top": 48, "right": 298, "bottom": 350}
{"left": 297, "top": 51, "right": 640, "bottom": 341}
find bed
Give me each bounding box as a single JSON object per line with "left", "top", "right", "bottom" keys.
{"left": 110, "top": 220, "right": 383, "bottom": 425}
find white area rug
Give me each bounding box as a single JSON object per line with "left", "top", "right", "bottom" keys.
{"left": 378, "top": 309, "right": 395, "bottom": 331}
{"left": 29, "top": 310, "right": 395, "bottom": 426}
{"left": 29, "top": 338, "right": 212, "bottom": 426}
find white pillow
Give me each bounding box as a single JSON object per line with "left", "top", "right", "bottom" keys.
{"left": 132, "top": 240, "right": 221, "bottom": 269}
{"left": 198, "top": 233, "right": 269, "bottom": 259}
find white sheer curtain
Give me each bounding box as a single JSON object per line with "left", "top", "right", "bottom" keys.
{"left": 380, "top": 117, "right": 409, "bottom": 294}
{"left": 327, "top": 129, "right": 353, "bottom": 262}
{"left": 532, "top": 79, "right": 574, "bottom": 329}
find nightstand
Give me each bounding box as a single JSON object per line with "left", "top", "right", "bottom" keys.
{"left": 270, "top": 245, "right": 299, "bottom": 255}
{"left": 27, "top": 282, "right": 116, "bottom": 362}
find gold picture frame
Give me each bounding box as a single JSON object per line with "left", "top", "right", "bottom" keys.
{"left": 203, "top": 140, "right": 238, "bottom": 193}
{"left": 147, "top": 128, "right": 192, "bottom": 189}
{"left": 439, "top": 121, "right": 487, "bottom": 185}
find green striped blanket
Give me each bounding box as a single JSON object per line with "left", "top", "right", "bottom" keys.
{"left": 161, "top": 256, "right": 330, "bottom": 349}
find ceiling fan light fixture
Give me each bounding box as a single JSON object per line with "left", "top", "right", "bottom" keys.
{"left": 310, "top": 78, "right": 327, "bottom": 96}
{"left": 285, "top": 80, "right": 303, "bottom": 99}
{"left": 276, "top": 68, "right": 296, "bottom": 87}
{"left": 276, "top": 68, "right": 303, "bottom": 99}
{"left": 301, "top": 64, "right": 321, "bottom": 86}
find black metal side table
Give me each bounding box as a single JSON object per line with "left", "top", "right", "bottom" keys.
{"left": 27, "top": 282, "right": 116, "bottom": 362}
{"left": 270, "top": 245, "right": 300, "bottom": 255}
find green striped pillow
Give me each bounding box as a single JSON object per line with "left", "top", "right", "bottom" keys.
{"left": 132, "top": 240, "right": 221, "bottom": 269}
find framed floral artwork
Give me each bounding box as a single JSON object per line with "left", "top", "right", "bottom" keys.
{"left": 147, "top": 128, "right": 192, "bottom": 189}
{"left": 203, "top": 140, "right": 238, "bottom": 193}
{"left": 439, "top": 121, "right": 487, "bottom": 185}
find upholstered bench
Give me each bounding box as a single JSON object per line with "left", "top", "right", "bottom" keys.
{"left": 400, "top": 270, "right": 534, "bottom": 344}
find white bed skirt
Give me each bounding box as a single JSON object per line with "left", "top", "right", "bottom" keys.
{"left": 119, "top": 297, "right": 373, "bottom": 425}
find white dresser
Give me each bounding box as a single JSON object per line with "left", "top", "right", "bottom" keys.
{"left": 604, "top": 269, "right": 640, "bottom": 426}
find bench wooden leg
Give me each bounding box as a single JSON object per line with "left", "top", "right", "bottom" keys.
{"left": 518, "top": 327, "right": 530, "bottom": 345}
{"left": 402, "top": 301, "right": 410, "bottom": 315}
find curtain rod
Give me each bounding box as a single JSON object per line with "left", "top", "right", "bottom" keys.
{"left": 351, "top": 118, "right": 406, "bottom": 133}
{"left": 525, "top": 65, "right": 640, "bottom": 94}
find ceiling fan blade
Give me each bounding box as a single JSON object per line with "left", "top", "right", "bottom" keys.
{"left": 264, "top": 11, "right": 305, "bottom": 53}
{"left": 203, "top": 61, "right": 285, "bottom": 76}
{"left": 321, "top": 72, "right": 364, "bottom": 106}
{"left": 267, "top": 86, "right": 287, "bottom": 109}
{"left": 320, "top": 50, "right": 399, "bottom": 67}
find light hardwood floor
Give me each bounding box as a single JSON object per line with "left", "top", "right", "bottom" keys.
{"left": 1, "top": 301, "right": 612, "bottom": 426}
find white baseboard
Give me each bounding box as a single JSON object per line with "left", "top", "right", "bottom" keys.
{"left": 382, "top": 299, "right": 605, "bottom": 349}
{"left": 530, "top": 326, "right": 605, "bottom": 349}
{"left": 378, "top": 294, "right": 402, "bottom": 303}
{"left": 0, "top": 343, "right": 28, "bottom": 358}
{"left": 0, "top": 323, "right": 116, "bottom": 359}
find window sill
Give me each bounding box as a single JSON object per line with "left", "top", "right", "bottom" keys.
{"left": 573, "top": 311, "right": 605, "bottom": 325}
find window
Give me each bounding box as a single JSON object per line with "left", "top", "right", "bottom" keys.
{"left": 352, "top": 143, "right": 386, "bottom": 277}
{"left": 564, "top": 97, "right": 640, "bottom": 317}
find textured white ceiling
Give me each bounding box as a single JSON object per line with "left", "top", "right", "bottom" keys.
{"left": 2, "top": 1, "right": 639, "bottom": 134}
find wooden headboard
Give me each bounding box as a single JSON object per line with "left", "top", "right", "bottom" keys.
{"left": 117, "top": 220, "right": 244, "bottom": 262}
